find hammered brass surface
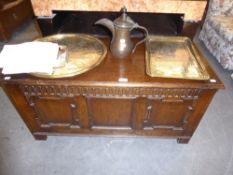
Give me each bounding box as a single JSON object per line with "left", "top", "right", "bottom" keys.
{"left": 32, "top": 34, "right": 107, "bottom": 78}
{"left": 146, "top": 36, "right": 210, "bottom": 80}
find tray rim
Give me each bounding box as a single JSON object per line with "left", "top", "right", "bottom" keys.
{"left": 145, "top": 35, "right": 210, "bottom": 80}
{"left": 31, "top": 33, "right": 107, "bottom": 78}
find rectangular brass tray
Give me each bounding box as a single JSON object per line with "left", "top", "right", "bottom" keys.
{"left": 145, "top": 36, "right": 210, "bottom": 80}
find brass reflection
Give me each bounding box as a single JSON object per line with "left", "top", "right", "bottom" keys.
{"left": 32, "top": 34, "right": 107, "bottom": 78}
{"left": 146, "top": 36, "right": 209, "bottom": 80}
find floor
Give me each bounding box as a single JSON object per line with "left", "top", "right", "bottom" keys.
{"left": 0, "top": 20, "right": 233, "bottom": 175}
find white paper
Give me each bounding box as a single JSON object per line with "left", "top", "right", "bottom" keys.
{"left": 0, "top": 41, "right": 59, "bottom": 75}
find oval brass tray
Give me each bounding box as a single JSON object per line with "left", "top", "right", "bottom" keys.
{"left": 32, "top": 34, "right": 107, "bottom": 78}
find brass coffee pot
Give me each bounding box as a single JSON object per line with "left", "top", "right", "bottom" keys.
{"left": 95, "top": 7, "right": 148, "bottom": 59}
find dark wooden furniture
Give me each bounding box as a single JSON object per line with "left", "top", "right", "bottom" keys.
{"left": 37, "top": 11, "right": 184, "bottom": 38}
{"left": 36, "top": 9, "right": 208, "bottom": 39}
{"left": 0, "top": 39, "right": 224, "bottom": 143}
{"left": 0, "top": 0, "right": 34, "bottom": 41}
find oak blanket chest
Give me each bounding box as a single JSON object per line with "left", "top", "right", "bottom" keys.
{"left": 0, "top": 39, "right": 224, "bottom": 143}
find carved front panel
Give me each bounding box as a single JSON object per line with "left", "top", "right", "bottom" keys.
{"left": 29, "top": 96, "right": 79, "bottom": 128}
{"left": 20, "top": 84, "right": 201, "bottom": 131}
{"left": 87, "top": 97, "right": 134, "bottom": 129}
{"left": 144, "top": 97, "right": 197, "bottom": 131}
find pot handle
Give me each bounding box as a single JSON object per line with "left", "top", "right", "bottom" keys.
{"left": 132, "top": 24, "right": 149, "bottom": 53}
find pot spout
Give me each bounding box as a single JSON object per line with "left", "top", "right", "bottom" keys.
{"left": 95, "top": 18, "right": 115, "bottom": 38}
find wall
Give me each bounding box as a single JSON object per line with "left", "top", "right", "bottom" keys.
{"left": 31, "top": 0, "right": 207, "bottom": 21}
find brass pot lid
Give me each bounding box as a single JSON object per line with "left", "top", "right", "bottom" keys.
{"left": 114, "top": 7, "right": 135, "bottom": 28}
{"left": 32, "top": 34, "right": 107, "bottom": 78}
